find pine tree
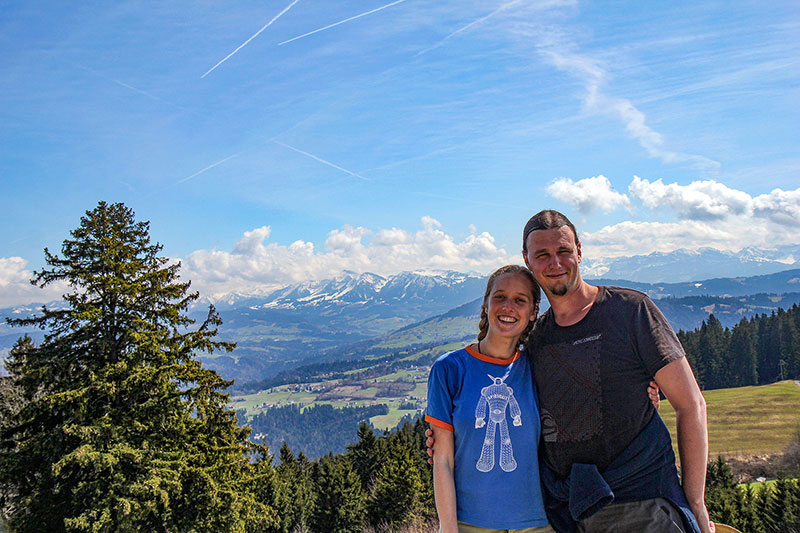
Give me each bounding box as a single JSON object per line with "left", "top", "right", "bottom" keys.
{"left": 705, "top": 457, "right": 740, "bottom": 528}
{"left": 754, "top": 483, "right": 772, "bottom": 532}
{"left": 778, "top": 313, "right": 800, "bottom": 379}
{"left": 734, "top": 484, "right": 761, "bottom": 533}
{"left": 678, "top": 329, "right": 704, "bottom": 387}
{"left": 368, "top": 429, "right": 426, "bottom": 529}
{"left": 0, "top": 202, "right": 276, "bottom": 532}
{"left": 730, "top": 319, "right": 758, "bottom": 386}
{"left": 756, "top": 312, "right": 782, "bottom": 384}
{"left": 310, "top": 454, "right": 366, "bottom": 533}
{"left": 706, "top": 456, "right": 735, "bottom": 490}
{"left": 346, "top": 422, "right": 382, "bottom": 490}
{"left": 697, "top": 315, "right": 730, "bottom": 389}
{"left": 762, "top": 479, "right": 786, "bottom": 533}
{"left": 274, "top": 443, "right": 314, "bottom": 533}
{"left": 0, "top": 336, "right": 32, "bottom": 426}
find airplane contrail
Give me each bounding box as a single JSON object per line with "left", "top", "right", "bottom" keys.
{"left": 279, "top": 0, "right": 407, "bottom": 46}
{"left": 416, "top": 0, "right": 522, "bottom": 56}
{"left": 202, "top": 0, "right": 301, "bottom": 78}
{"left": 177, "top": 153, "right": 241, "bottom": 184}
{"left": 273, "top": 141, "right": 370, "bottom": 181}
{"left": 77, "top": 65, "right": 195, "bottom": 114}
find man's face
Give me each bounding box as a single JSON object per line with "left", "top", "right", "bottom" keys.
{"left": 523, "top": 226, "right": 582, "bottom": 298}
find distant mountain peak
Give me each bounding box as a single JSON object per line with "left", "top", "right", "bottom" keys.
{"left": 584, "top": 245, "right": 798, "bottom": 283}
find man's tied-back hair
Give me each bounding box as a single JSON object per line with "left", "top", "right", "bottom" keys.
{"left": 522, "top": 209, "right": 579, "bottom": 253}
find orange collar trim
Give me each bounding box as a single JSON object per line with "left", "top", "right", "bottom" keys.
{"left": 465, "top": 344, "right": 520, "bottom": 365}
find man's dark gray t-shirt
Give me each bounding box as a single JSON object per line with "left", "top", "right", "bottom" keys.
{"left": 527, "top": 286, "right": 685, "bottom": 478}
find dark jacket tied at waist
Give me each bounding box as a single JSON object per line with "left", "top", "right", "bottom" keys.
{"left": 540, "top": 412, "right": 701, "bottom": 533}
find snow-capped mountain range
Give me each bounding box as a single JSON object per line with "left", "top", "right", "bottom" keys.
{"left": 189, "top": 246, "right": 800, "bottom": 310}
{"left": 582, "top": 245, "right": 799, "bottom": 283}
{"left": 196, "top": 270, "right": 488, "bottom": 313}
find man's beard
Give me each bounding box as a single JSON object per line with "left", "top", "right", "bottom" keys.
{"left": 549, "top": 283, "right": 568, "bottom": 296}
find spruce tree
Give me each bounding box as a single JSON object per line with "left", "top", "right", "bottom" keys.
{"left": 757, "top": 312, "right": 782, "bottom": 384}
{"left": 310, "top": 455, "right": 366, "bottom": 533}
{"left": 274, "top": 443, "right": 314, "bottom": 533}
{"left": 706, "top": 456, "right": 735, "bottom": 490}
{"left": 734, "top": 483, "right": 760, "bottom": 533}
{"left": 0, "top": 202, "right": 276, "bottom": 532}
{"left": 368, "top": 430, "right": 426, "bottom": 529}
{"left": 346, "top": 422, "right": 382, "bottom": 490}
{"left": 754, "top": 483, "right": 772, "bottom": 532}
{"left": 778, "top": 314, "right": 800, "bottom": 379}
{"left": 0, "top": 336, "right": 32, "bottom": 427}
{"left": 698, "top": 315, "right": 729, "bottom": 389}
{"left": 730, "top": 319, "right": 758, "bottom": 386}
{"left": 762, "top": 479, "right": 785, "bottom": 533}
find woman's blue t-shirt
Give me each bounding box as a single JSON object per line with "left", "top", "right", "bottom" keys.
{"left": 426, "top": 345, "right": 548, "bottom": 529}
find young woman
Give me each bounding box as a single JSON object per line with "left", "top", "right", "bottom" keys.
{"left": 426, "top": 265, "right": 553, "bottom": 532}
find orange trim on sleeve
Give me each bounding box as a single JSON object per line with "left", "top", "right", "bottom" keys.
{"left": 425, "top": 414, "right": 454, "bottom": 432}
{"left": 464, "top": 344, "right": 520, "bottom": 365}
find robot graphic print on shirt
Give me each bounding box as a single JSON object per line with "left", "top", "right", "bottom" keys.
{"left": 474, "top": 374, "right": 522, "bottom": 472}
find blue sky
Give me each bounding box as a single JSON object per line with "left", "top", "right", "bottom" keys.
{"left": 1, "top": 0, "right": 798, "bottom": 305}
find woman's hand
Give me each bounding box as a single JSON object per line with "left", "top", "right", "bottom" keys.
{"left": 648, "top": 380, "right": 661, "bottom": 410}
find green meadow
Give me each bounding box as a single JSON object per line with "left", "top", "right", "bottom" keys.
{"left": 659, "top": 380, "right": 800, "bottom": 457}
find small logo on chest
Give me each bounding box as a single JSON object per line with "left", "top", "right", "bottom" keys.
{"left": 572, "top": 333, "right": 602, "bottom": 345}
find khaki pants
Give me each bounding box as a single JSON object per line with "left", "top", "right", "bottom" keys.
{"left": 454, "top": 521, "right": 556, "bottom": 533}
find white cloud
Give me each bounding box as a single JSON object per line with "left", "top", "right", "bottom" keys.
{"left": 180, "top": 217, "right": 518, "bottom": 298}
{"left": 545, "top": 175, "right": 632, "bottom": 213}
{"left": 577, "top": 179, "right": 800, "bottom": 258}
{"left": 582, "top": 220, "right": 740, "bottom": 258}
{"left": 0, "top": 257, "right": 68, "bottom": 308}
{"left": 628, "top": 177, "right": 752, "bottom": 220}
{"left": 752, "top": 188, "right": 800, "bottom": 228}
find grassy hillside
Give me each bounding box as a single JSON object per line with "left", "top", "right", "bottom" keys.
{"left": 231, "top": 331, "right": 800, "bottom": 459}
{"left": 659, "top": 380, "right": 800, "bottom": 457}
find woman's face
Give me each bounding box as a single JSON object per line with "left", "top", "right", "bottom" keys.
{"left": 485, "top": 273, "right": 537, "bottom": 341}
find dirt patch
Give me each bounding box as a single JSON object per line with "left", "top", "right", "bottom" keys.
{"left": 724, "top": 445, "right": 800, "bottom": 483}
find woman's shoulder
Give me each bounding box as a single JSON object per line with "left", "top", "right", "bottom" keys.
{"left": 430, "top": 346, "right": 474, "bottom": 376}
{"left": 432, "top": 346, "right": 469, "bottom": 365}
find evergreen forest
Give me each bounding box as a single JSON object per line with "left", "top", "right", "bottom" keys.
{"left": 678, "top": 307, "right": 800, "bottom": 390}
{"left": 0, "top": 201, "right": 798, "bottom": 532}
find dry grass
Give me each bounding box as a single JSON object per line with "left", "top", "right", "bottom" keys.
{"left": 362, "top": 519, "right": 438, "bottom": 533}
{"left": 659, "top": 380, "right": 800, "bottom": 457}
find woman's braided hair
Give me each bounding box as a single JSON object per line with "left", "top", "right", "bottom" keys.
{"left": 477, "top": 265, "right": 540, "bottom": 348}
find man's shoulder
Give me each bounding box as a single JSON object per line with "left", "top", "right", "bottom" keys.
{"left": 599, "top": 285, "right": 651, "bottom": 306}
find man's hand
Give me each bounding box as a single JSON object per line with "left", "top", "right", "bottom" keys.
{"left": 426, "top": 428, "right": 435, "bottom": 465}
{"left": 692, "top": 503, "right": 715, "bottom": 533}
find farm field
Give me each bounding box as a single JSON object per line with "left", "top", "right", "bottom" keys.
{"left": 659, "top": 380, "right": 800, "bottom": 457}
{"left": 231, "top": 338, "right": 800, "bottom": 453}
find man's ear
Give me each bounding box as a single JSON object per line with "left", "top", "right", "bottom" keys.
{"left": 577, "top": 241, "right": 582, "bottom": 263}
{"left": 522, "top": 251, "right": 531, "bottom": 269}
